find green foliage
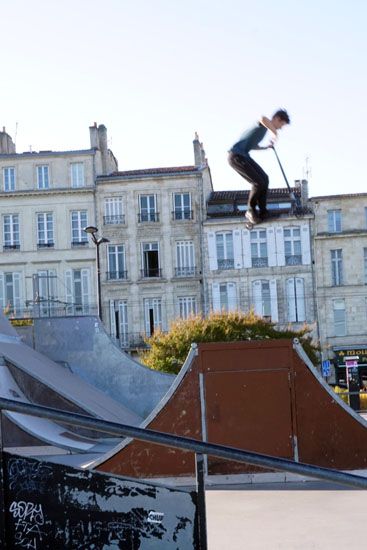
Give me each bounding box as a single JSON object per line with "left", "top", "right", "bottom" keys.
{"left": 140, "top": 311, "right": 319, "bottom": 374}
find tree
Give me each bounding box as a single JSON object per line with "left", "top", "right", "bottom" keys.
{"left": 140, "top": 311, "right": 319, "bottom": 374}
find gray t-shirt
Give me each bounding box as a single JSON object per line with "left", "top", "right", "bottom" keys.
{"left": 230, "top": 123, "right": 267, "bottom": 157}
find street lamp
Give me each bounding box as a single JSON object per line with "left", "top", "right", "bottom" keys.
{"left": 83, "top": 226, "right": 109, "bottom": 321}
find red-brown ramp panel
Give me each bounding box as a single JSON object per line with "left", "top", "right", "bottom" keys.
{"left": 92, "top": 340, "right": 367, "bottom": 478}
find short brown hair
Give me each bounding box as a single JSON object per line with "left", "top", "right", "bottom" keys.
{"left": 273, "top": 109, "right": 290, "bottom": 124}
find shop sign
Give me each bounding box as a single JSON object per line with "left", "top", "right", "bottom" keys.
{"left": 334, "top": 348, "right": 367, "bottom": 366}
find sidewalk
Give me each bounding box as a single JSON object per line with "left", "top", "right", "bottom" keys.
{"left": 206, "top": 486, "right": 365, "bottom": 549}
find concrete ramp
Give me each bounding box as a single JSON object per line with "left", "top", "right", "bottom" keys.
{"left": 92, "top": 340, "right": 367, "bottom": 479}
{"left": 33, "top": 316, "right": 174, "bottom": 417}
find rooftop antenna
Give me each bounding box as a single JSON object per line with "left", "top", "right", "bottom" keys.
{"left": 303, "top": 156, "right": 311, "bottom": 180}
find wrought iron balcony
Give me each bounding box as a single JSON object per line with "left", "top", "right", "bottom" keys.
{"left": 103, "top": 214, "right": 125, "bottom": 225}
{"left": 285, "top": 255, "right": 302, "bottom": 266}
{"left": 174, "top": 266, "right": 197, "bottom": 277}
{"left": 140, "top": 268, "right": 162, "bottom": 278}
{"left": 217, "top": 259, "right": 235, "bottom": 270}
{"left": 252, "top": 257, "right": 268, "bottom": 268}
{"left": 138, "top": 212, "right": 159, "bottom": 223}
{"left": 106, "top": 270, "right": 128, "bottom": 280}
{"left": 37, "top": 242, "right": 55, "bottom": 248}
{"left": 172, "top": 209, "right": 193, "bottom": 221}
{"left": 3, "top": 244, "right": 20, "bottom": 251}
{"left": 71, "top": 240, "right": 88, "bottom": 247}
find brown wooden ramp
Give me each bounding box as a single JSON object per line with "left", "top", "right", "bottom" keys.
{"left": 92, "top": 339, "right": 367, "bottom": 478}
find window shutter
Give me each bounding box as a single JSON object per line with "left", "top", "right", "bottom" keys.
{"left": 242, "top": 229, "right": 252, "bottom": 268}
{"left": 287, "top": 278, "right": 296, "bottom": 322}
{"left": 81, "top": 269, "right": 90, "bottom": 310}
{"left": 0, "top": 272, "right": 4, "bottom": 308}
{"left": 65, "top": 270, "right": 73, "bottom": 305}
{"left": 13, "top": 273, "right": 21, "bottom": 311}
{"left": 267, "top": 227, "right": 277, "bottom": 266}
{"left": 275, "top": 227, "right": 285, "bottom": 266}
{"left": 269, "top": 279, "right": 278, "bottom": 322}
{"left": 233, "top": 230, "right": 242, "bottom": 269}
{"left": 295, "top": 278, "right": 306, "bottom": 322}
{"left": 109, "top": 299, "right": 116, "bottom": 338}
{"left": 212, "top": 283, "right": 221, "bottom": 312}
{"left": 252, "top": 280, "right": 263, "bottom": 316}
{"left": 227, "top": 282, "right": 237, "bottom": 311}
{"left": 301, "top": 224, "right": 311, "bottom": 265}
{"left": 208, "top": 232, "right": 218, "bottom": 270}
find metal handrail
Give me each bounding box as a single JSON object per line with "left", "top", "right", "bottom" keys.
{"left": 0, "top": 397, "right": 366, "bottom": 490}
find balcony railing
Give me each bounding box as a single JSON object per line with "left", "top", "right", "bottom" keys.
{"left": 3, "top": 244, "right": 20, "bottom": 251}
{"left": 172, "top": 210, "right": 193, "bottom": 221}
{"left": 140, "top": 268, "right": 162, "bottom": 278}
{"left": 138, "top": 212, "right": 159, "bottom": 223}
{"left": 37, "top": 242, "right": 55, "bottom": 249}
{"left": 252, "top": 257, "right": 268, "bottom": 268}
{"left": 71, "top": 240, "right": 88, "bottom": 247}
{"left": 106, "top": 270, "right": 128, "bottom": 280}
{"left": 103, "top": 214, "right": 125, "bottom": 225}
{"left": 174, "top": 266, "right": 197, "bottom": 277}
{"left": 217, "top": 258, "right": 235, "bottom": 270}
{"left": 285, "top": 255, "right": 302, "bottom": 266}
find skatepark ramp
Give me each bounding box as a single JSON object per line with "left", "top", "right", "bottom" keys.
{"left": 87, "top": 339, "right": 367, "bottom": 479}
{"left": 32, "top": 316, "right": 174, "bottom": 417}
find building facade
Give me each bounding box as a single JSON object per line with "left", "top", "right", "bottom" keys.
{"left": 203, "top": 184, "right": 316, "bottom": 330}
{"left": 95, "top": 136, "right": 213, "bottom": 347}
{"left": 312, "top": 194, "right": 367, "bottom": 383}
{"left": 0, "top": 124, "right": 117, "bottom": 317}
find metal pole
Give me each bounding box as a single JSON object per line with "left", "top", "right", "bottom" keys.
{"left": 195, "top": 453, "right": 208, "bottom": 550}
{"left": 96, "top": 242, "right": 103, "bottom": 321}
{"left": 0, "top": 413, "right": 7, "bottom": 549}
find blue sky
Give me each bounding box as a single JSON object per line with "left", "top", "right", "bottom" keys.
{"left": 1, "top": 0, "right": 366, "bottom": 197}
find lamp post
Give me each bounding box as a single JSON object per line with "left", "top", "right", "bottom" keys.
{"left": 83, "top": 226, "right": 109, "bottom": 321}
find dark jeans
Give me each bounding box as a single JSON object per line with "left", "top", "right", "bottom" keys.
{"left": 228, "top": 152, "right": 269, "bottom": 213}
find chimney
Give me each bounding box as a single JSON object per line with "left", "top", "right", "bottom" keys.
{"left": 89, "top": 122, "right": 99, "bottom": 149}
{"left": 193, "top": 132, "right": 207, "bottom": 166}
{"left": 294, "top": 179, "right": 308, "bottom": 205}
{"left": 0, "top": 127, "right": 16, "bottom": 154}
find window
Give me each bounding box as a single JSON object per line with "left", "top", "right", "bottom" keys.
{"left": 37, "top": 213, "right": 54, "bottom": 247}
{"left": 71, "top": 162, "right": 85, "bottom": 188}
{"left": 142, "top": 242, "right": 160, "bottom": 277}
{"left": 3, "top": 167, "right": 15, "bottom": 191}
{"left": 118, "top": 300, "right": 129, "bottom": 347}
{"left": 252, "top": 279, "right": 278, "bottom": 322}
{"left": 139, "top": 195, "right": 158, "bottom": 222}
{"left": 104, "top": 197, "right": 124, "bottom": 225}
{"left": 0, "top": 272, "right": 21, "bottom": 314}
{"left": 284, "top": 227, "right": 302, "bottom": 265}
{"left": 107, "top": 245, "right": 126, "bottom": 279}
{"left": 212, "top": 282, "right": 237, "bottom": 312}
{"left": 364, "top": 248, "right": 367, "bottom": 284}
{"left": 3, "top": 214, "right": 20, "bottom": 250}
{"left": 286, "top": 278, "right": 306, "bottom": 322}
{"left": 178, "top": 296, "right": 197, "bottom": 319}
{"left": 251, "top": 229, "right": 268, "bottom": 267}
{"left": 175, "top": 241, "right": 195, "bottom": 276}
{"left": 34, "top": 270, "right": 57, "bottom": 317}
{"left": 173, "top": 193, "right": 192, "bottom": 220}
{"left": 333, "top": 299, "right": 346, "bottom": 336}
{"left": 216, "top": 232, "right": 234, "bottom": 269}
{"left": 328, "top": 209, "right": 342, "bottom": 233}
{"left": 331, "top": 249, "right": 343, "bottom": 286}
{"left": 65, "top": 268, "right": 90, "bottom": 315}
{"left": 71, "top": 210, "right": 88, "bottom": 246}
{"left": 144, "top": 297, "right": 162, "bottom": 336}
{"left": 37, "top": 165, "right": 50, "bottom": 189}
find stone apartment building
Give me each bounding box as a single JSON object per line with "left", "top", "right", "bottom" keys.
{"left": 311, "top": 193, "right": 367, "bottom": 383}
{"left": 203, "top": 182, "right": 316, "bottom": 329}
{"left": 94, "top": 135, "right": 213, "bottom": 347}
{"left": 0, "top": 123, "right": 117, "bottom": 317}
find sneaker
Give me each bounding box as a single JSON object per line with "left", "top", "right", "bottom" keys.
{"left": 245, "top": 209, "right": 260, "bottom": 225}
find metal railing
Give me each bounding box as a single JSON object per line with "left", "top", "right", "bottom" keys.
{"left": 103, "top": 214, "right": 125, "bottom": 225}
{"left": 174, "top": 266, "right": 197, "bottom": 277}
{"left": 106, "top": 270, "right": 128, "bottom": 281}
{"left": 1, "top": 396, "right": 367, "bottom": 550}
{"left": 285, "top": 255, "right": 302, "bottom": 266}
{"left": 172, "top": 210, "right": 193, "bottom": 221}
{"left": 140, "top": 268, "right": 162, "bottom": 278}
{"left": 217, "top": 259, "right": 235, "bottom": 270}
{"left": 252, "top": 257, "right": 268, "bottom": 268}
{"left": 138, "top": 212, "right": 160, "bottom": 223}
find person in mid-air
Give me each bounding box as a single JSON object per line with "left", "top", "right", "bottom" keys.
{"left": 228, "top": 109, "right": 291, "bottom": 225}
